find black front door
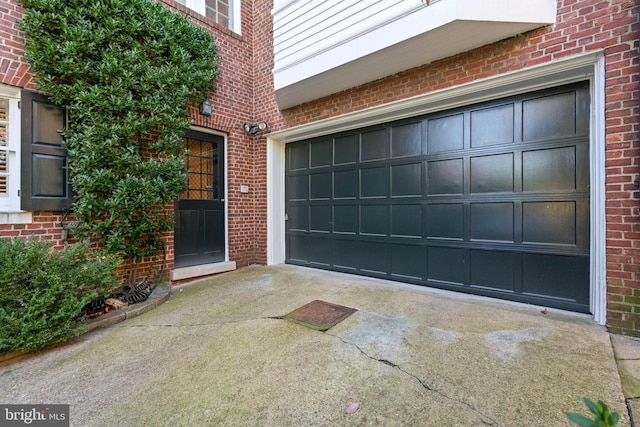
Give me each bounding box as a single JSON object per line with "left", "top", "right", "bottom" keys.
{"left": 174, "top": 130, "right": 225, "bottom": 268}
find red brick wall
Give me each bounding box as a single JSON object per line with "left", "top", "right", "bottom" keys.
{"left": 269, "top": 0, "right": 640, "bottom": 335}
{"left": 1, "top": 1, "right": 62, "bottom": 255}
{"left": 0, "top": 0, "right": 265, "bottom": 281}
{"left": 0, "top": 212, "right": 68, "bottom": 249}
{"left": 4, "top": 0, "right": 640, "bottom": 335}
{"left": 173, "top": 0, "right": 259, "bottom": 268}
{"left": 0, "top": 0, "right": 34, "bottom": 89}
{"left": 249, "top": 0, "right": 277, "bottom": 265}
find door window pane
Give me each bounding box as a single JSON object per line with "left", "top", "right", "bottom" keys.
{"left": 183, "top": 138, "right": 218, "bottom": 200}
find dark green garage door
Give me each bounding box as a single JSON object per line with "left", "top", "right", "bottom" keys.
{"left": 285, "top": 82, "right": 590, "bottom": 313}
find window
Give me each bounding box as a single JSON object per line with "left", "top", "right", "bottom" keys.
{"left": 206, "top": 0, "right": 230, "bottom": 28}
{"left": 176, "top": 0, "right": 240, "bottom": 33}
{"left": 0, "top": 84, "right": 21, "bottom": 213}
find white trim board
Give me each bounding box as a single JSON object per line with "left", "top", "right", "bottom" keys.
{"left": 267, "top": 51, "right": 606, "bottom": 324}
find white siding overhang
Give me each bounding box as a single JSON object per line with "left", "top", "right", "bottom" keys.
{"left": 273, "top": 0, "right": 557, "bottom": 110}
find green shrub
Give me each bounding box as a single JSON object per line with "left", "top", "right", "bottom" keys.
{"left": 19, "top": 0, "right": 219, "bottom": 263}
{"left": 0, "top": 238, "right": 121, "bottom": 354}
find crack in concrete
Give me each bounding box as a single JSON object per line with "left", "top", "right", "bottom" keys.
{"left": 328, "top": 332, "right": 502, "bottom": 427}
{"left": 626, "top": 399, "right": 636, "bottom": 426}
{"left": 118, "top": 316, "right": 502, "bottom": 425}
{"left": 116, "top": 318, "right": 259, "bottom": 328}
{"left": 113, "top": 315, "right": 290, "bottom": 329}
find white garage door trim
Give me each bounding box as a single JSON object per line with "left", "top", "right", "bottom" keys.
{"left": 267, "top": 50, "right": 606, "bottom": 325}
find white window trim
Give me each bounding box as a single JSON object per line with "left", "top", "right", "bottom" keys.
{"left": 267, "top": 51, "right": 606, "bottom": 325}
{"left": 0, "top": 84, "right": 32, "bottom": 224}
{"left": 232, "top": 0, "right": 240, "bottom": 34}
{"left": 183, "top": 0, "right": 241, "bottom": 35}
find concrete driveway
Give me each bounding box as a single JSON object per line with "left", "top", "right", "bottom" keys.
{"left": 0, "top": 265, "right": 630, "bottom": 426}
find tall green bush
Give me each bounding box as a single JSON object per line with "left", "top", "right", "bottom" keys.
{"left": 0, "top": 238, "right": 121, "bottom": 354}
{"left": 19, "top": 0, "right": 219, "bottom": 263}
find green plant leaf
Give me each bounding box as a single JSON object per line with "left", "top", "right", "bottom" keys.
{"left": 0, "top": 238, "right": 120, "bottom": 354}
{"left": 566, "top": 412, "right": 600, "bottom": 427}
{"left": 610, "top": 411, "right": 619, "bottom": 425}
{"left": 567, "top": 398, "right": 619, "bottom": 427}
{"left": 583, "top": 398, "right": 600, "bottom": 416}
{"left": 20, "top": 0, "right": 219, "bottom": 267}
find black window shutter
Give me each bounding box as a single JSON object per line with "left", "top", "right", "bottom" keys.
{"left": 20, "top": 90, "right": 73, "bottom": 211}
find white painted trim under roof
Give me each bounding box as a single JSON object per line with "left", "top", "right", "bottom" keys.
{"left": 267, "top": 51, "right": 606, "bottom": 324}
{"left": 272, "top": 0, "right": 557, "bottom": 109}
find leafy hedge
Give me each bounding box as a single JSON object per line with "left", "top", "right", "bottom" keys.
{"left": 0, "top": 238, "right": 121, "bottom": 354}
{"left": 19, "top": 0, "right": 219, "bottom": 261}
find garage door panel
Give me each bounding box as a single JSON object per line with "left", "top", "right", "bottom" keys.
{"left": 391, "top": 121, "right": 422, "bottom": 158}
{"left": 522, "top": 253, "right": 588, "bottom": 303}
{"left": 310, "top": 172, "right": 331, "bottom": 200}
{"left": 470, "top": 203, "right": 514, "bottom": 242}
{"left": 333, "top": 205, "right": 357, "bottom": 234}
{"left": 310, "top": 138, "right": 332, "bottom": 168}
{"left": 522, "top": 146, "right": 576, "bottom": 192}
{"left": 285, "top": 82, "right": 590, "bottom": 313}
{"left": 470, "top": 103, "right": 515, "bottom": 147}
{"left": 427, "top": 204, "right": 464, "bottom": 239}
{"left": 360, "top": 128, "right": 387, "bottom": 161}
{"left": 333, "top": 239, "right": 359, "bottom": 270}
{"left": 287, "top": 205, "right": 308, "bottom": 231}
{"left": 391, "top": 244, "right": 425, "bottom": 280}
{"left": 308, "top": 236, "right": 332, "bottom": 266}
{"left": 470, "top": 153, "right": 514, "bottom": 193}
{"left": 428, "top": 158, "right": 464, "bottom": 195}
{"left": 576, "top": 88, "right": 590, "bottom": 136}
{"left": 576, "top": 143, "right": 590, "bottom": 191}
{"left": 309, "top": 205, "right": 331, "bottom": 232}
{"left": 428, "top": 247, "right": 468, "bottom": 285}
{"left": 522, "top": 91, "right": 577, "bottom": 141}
{"left": 334, "top": 134, "right": 358, "bottom": 165}
{"left": 391, "top": 204, "right": 422, "bottom": 238}
{"left": 360, "top": 241, "right": 388, "bottom": 274}
{"left": 522, "top": 201, "right": 576, "bottom": 245}
{"left": 360, "top": 204, "right": 388, "bottom": 236}
{"left": 391, "top": 163, "right": 422, "bottom": 197}
{"left": 288, "top": 143, "right": 309, "bottom": 171}
{"left": 287, "top": 234, "right": 308, "bottom": 264}
{"left": 361, "top": 166, "right": 388, "bottom": 198}
{"left": 470, "top": 250, "right": 516, "bottom": 292}
{"left": 577, "top": 200, "right": 590, "bottom": 249}
{"left": 427, "top": 113, "right": 464, "bottom": 153}
{"left": 288, "top": 175, "right": 308, "bottom": 200}
{"left": 334, "top": 169, "right": 357, "bottom": 199}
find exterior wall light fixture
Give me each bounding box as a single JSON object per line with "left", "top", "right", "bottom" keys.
{"left": 243, "top": 121, "right": 268, "bottom": 135}
{"left": 199, "top": 99, "right": 213, "bottom": 116}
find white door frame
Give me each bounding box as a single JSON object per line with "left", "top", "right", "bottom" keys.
{"left": 171, "top": 126, "right": 236, "bottom": 282}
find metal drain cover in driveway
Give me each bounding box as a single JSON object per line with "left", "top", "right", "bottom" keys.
{"left": 284, "top": 300, "right": 357, "bottom": 331}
